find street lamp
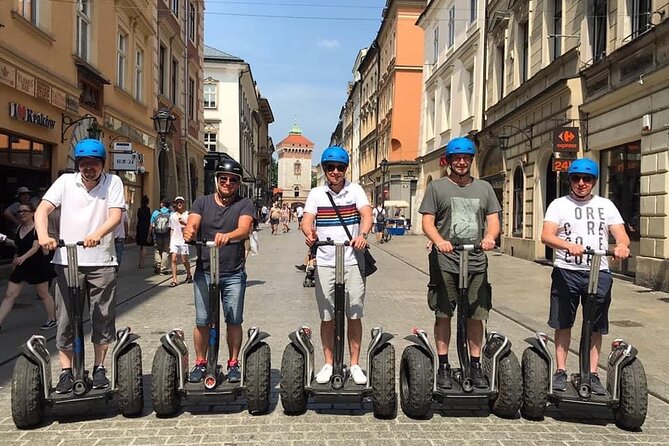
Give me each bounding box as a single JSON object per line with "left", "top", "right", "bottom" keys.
{"left": 379, "top": 158, "right": 389, "bottom": 207}
{"left": 152, "top": 109, "right": 176, "bottom": 151}
{"left": 61, "top": 114, "right": 102, "bottom": 143}
{"left": 498, "top": 124, "right": 533, "bottom": 151}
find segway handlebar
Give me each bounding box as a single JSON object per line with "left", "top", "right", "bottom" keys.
{"left": 312, "top": 238, "right": 351, "bottom": 248}
{"left": 187, "top": 240, "right": 217, "bottom": 247}
{"left": 57, "top": 240, "right": 86, "bottom": 248}
{"left": 583, "top": 248, "right": 625, "bottom": 257}
{"left": 452, "top": 243, "right": 482, "bottom": 253}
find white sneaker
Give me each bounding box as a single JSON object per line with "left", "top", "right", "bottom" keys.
{"left": 315, "top": 363, "right": 333, "bottom": 384}
{"left": 350, "top": 365, "right": 367, "bottom": 385}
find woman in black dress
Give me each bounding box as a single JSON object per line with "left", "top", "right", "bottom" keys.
{"left": 0, "top": 202, "right": 56, "bottom": 330}
{"left": 136, "top": 195, "right": 152, "bottom": 268}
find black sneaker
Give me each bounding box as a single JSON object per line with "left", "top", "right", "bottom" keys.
{"left": 92, "top": 365, "right": 110, "bottom": 389}
{"left": 56, "top": 369, "right": 74, "bottom": 394}
{"left": 553, "top": 369, "right": 567, "bottom": 392}
{"left": 590, "top": 373, "right": 606, "bottom": 395}
{"left": 227, "top": 363, "right": 241, "bottom": 383}
{"left": 295, "top": 264, "right": 307, "bottom": 271}
{"left": 188, "top": 363, "right": 206, "bottom": 383}
{"left": 472, "top": 365, "right": 488, "bottom": 389}
{"left": 436, "top": 364, "right": 453, "bottom": 389}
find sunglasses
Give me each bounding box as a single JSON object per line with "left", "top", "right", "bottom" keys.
{"left": 217, "top": 175, "right": 240, "bottom": 184}
{"left": 570, "top": 175, "right": 596, "bottom": 183}
{"left": 17, "top": 210, "right": 33, "bottom": 214}
{"left": 324, "top": 163, "right": 347, "bottom": 173}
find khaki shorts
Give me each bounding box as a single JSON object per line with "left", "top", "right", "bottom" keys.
{"left": 427, "top": 267, "right": 492, "bottom": 320}
{"left": 54, "top": 265, "right": 117, "bottom": 350}
{"left": 315, "top": 265, "right": 365, "bottom": 321}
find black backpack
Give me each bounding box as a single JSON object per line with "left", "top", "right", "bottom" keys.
{"left": 376, "top": 208, "right": 385, "bottom": 223}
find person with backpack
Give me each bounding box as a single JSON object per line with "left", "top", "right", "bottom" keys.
{"left": 150, "top": 199, "right": 172, "bottom": 274}
{"left": 372, "top": 203, "right": 386, "bottom": 243}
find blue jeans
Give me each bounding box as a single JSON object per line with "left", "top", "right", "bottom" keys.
{"left": 193, "top": 268, "right": 247, "bottom": 326}
{"left": 114, "top": 238, "right": 125, "bottom": 269}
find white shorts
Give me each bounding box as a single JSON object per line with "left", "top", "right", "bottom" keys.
{"left": 315, "top": 265, "right": 365, "bottom": 321}
{"left": 170, "top": 244, "right": 190, "bottom": 256}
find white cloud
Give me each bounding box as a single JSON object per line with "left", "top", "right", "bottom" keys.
{"left": 317, "top": 39, "right": 341, "bottom": 49}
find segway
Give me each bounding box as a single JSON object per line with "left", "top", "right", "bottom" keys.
{"left": 521, "top": 249, "right": 648, "bottom": 430}
{"left": 280, "top": 239, "right": 396, "bottom": 418}
{"left": 151, "top": 240, "right": 271, "bottom": 416}
{"left": 400, "top": 243, "right": 522, "bottom": 419}
{"left": 11, "top": 241, "right": 144, "bottom": 429}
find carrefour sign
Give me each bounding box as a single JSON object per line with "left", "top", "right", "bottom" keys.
{"left": 8, "top": 102, "right": 56, "bottom": 129}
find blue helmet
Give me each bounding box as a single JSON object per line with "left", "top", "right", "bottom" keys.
{"left": 445, "top": 137, "right": 476, "bottom": 157}
{"left": 568, "top": 158, "right": 599, "bottom": 179}
{"left": 74, "top": 138, "right": 106, "bottom": 160}
{"left": 321, "top": 146, "right": 349, "bottom": 166}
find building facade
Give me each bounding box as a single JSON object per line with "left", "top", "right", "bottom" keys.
{"left": 276, "top": 124, "right": 314, "bottom": 207}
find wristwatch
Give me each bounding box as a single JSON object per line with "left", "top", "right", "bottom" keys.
{"left": 360, "top": 232, "right": 368, "bottom": 240}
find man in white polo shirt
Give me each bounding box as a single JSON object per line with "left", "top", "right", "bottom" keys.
{"left": 301, "top": 146, "right": 373, "bottom": 385}
{"left": 35, "top": 138, "right": 125, "bottom": 394}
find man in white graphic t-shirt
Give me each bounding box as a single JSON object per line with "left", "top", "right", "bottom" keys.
{"left": 541, "top": 158, "right": 630, "bottom": 395}
{"left": 168, "top": 196, "right": 192, "bottom": 287}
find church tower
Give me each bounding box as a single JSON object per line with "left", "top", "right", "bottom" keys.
{"left": 276, "top": 123, "right": 314, "bottom": 206}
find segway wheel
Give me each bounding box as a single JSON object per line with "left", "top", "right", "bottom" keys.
{"left": 151, "top": 346, "right": 181, "bottom": 417}
{"left": 117, "top": 343, "right": 144, "bottom": 417}
{"left": 280, "top": 344, "right": 308, "bottom": 415}
{"left": 399, "top": 345, "right": 433, "bottom": 419}
{"left": 11, "top": 356, "right": 46, "bottom": 429}
{"left": 612, "top": 358, "right": 648, "bottom": 431}
{"left": 520, "top": 347, "right": 549, "bottom": 420}
{"left": 371, "top": 343, "right": 397, "bottom": 419}
{"left": 489, "top": 350, "right": 522, "bottom": 418}
{"left": 245, "top": 342, "right": 271, "bottom": 415}
{"left": 303, "top": 277, "right": 309, "bottom": 287}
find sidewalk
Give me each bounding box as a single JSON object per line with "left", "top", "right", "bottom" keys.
{"left": 374, "top": 234, "right": 669, "bottom": 402}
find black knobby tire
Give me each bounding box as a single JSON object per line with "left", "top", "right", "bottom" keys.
{"left": 280, "top": 343, "right": 308, "bottom": 415}
{"left": 11, "top": 356, "right": 46, "bottom": 429}
{"left": 520, "top": 347, "right": 549, "bottom": 420}
{"left": 116, "top": 343, "right": 144, "bottom": 417}
{"left": 613, "top": 358, "right": 648, "bottom": 431}
{"left": 245, "top": 342, "right": 271, "bottom": 415}
{"left": 399, "top": 345, "right": 433, "bottom": 419}
{"left": 489, "top": 351, "right": 522, "bottom": 418}
{"left": 151, "top": 346, "right": 181, "bottom": 417}
{"left": 371, "top": 343, "right": 397, "bottom": 419}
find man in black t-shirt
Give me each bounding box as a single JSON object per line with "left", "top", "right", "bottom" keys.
{"left": 182, "top": 159, "right": 254, "bottom": 383}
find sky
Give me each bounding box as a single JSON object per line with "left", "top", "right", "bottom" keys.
{"left": 203, "top": 0, "right": 387, "bottom": 165}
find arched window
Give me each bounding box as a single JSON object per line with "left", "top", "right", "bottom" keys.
{"left": 294, "top": 160, "right": 301, "bottom": 176}
{"left": 512, "top": 166, "right": 524, "bottom": 237}
{"left": 294, "top": 186, "right": 300, "bottom": 197}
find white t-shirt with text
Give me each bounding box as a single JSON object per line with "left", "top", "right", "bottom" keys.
{"left": 169, "top": 211, "right": 189, "bottom": 246}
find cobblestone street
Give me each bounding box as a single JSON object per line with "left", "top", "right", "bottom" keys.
{"left": 1, "top": 226, "right": 668, "bottom": 445}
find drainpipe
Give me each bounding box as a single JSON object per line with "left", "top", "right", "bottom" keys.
{"left": 183, "top": 3, "right": 192, "bottom": 202}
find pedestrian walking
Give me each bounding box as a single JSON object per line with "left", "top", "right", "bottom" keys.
{"left": 296, "top": 204, "right": 304, "bottom": 229}
{"left": 3, "top": 186, "right": 33, "bottom": 232}
{"left": 372, "top": 203, "right": 386, "bottom": 242}
{"left": 182, "top": 158, "right": 255, "bottom": 383}
{"left": 269, "top": 203, "right": 281, "bottom": 235}
{"left": 261, "top": 205, "right": 268, "bottom": 224}
{"left": 168, "top": 196, "right": 192, "bottom": 287}
{"left": 0, "top": 202, "right": 56, "bottom": 331}
{"left": 35, "top": 138, "right": 125, "bottom": 393}
{"left": 135, "top": 195, "right": 152, "bottom": 268}
{"left": 150, "top": 199, "right": 172, "bottom": 274}
{"left": 281, "top": 204, "right": 291, "bottom": 233}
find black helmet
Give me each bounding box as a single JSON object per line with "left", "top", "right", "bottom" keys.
{"left": 215, "top": 159, "right": 243, "bottom": 178}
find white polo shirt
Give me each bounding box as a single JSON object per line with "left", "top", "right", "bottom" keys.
{"left": 304, "top": 181, "right": 370, "bottom": 267}
{"left": 43, "top": 172, "right": 125, "bottom": 266}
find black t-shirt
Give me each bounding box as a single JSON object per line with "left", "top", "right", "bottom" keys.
{"left": 191, "top": 194, "right": 255, "bottom": 273}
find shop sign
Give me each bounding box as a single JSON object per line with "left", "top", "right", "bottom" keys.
{"left": 35, "top": 79, "right": 51, "bottom": 103}
{"left": 66, "top": 95, "right": 79, "bottom": 113}
{"left": 552, "top": 158, "right": 573, "bottom": 172}
{"left": 9, "top": 102, "right": 56, "bottom": 129}
{"left": 16, "top": 70, "right": 35, "bottom": 96}
{"left": 51, "top": 87, "right": 66, "bottom": 110}
{"left": 112, "top": 151, "right": 138, "bottom": 171}
{"left": 0, "top": 60, "right": 16, "bottom": 88}
{"left": 553, "top": 127, "right": 579, "bottom": 152}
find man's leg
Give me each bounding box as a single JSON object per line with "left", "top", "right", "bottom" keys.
{"left": 171, "top": 252, "right": 178, "bottom": 283}
{"left": 467, "top": 319, "right": 484, "bottom": 358}
{"left": 347, "top": 318, "right": 362, "bottom": 365}
{"left": 193, "top": 325, "right": 208, "bottom": 360}
{"left": 153, "top": 244, "right": 161, "bottom": 272}
{"left": 314, "top": 266, "right": 335, "bottom": 383}
{"left": 434, "top": 316, "right": 451, "bottom": 355}
{"left": 590, "top": 332, "right": 602, "bottom": 373}
{"left": 320, "top": 320, "right": 335, "bottom": 365}
{"left": 86, "top": 266, "right": 117, "bottom": 388}
{"left": 182, "top": 253, "right": 192, "bottom": 280}
{"left": 227, "top": 324, "right": 242, "bottom": 361}
{"left": 555, "top": 328, "right": 571, "bottom": 371}
{"left": 189, "top": 269, "right": 210, "bottom": 382}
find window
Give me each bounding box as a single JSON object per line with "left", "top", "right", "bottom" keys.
{"left": 512, "top": 167, "right": 524, "bottom": 236}
{"left": 203, "top": 84, "right": 216, "bottom": 108}
{"left": 551, "top": 0, "right": 562, "bottom": 61}
{"left": 18, "top": 0, "right": 38, "bottom": 25}
{"left": 630, "top": 0, "right": 651, "bottom": 38}
{"left": 188, "top": 77, "right": 195, "bottom": 120}
{"left": 159, "top": 45, "right": 166, "bottom": 95}
{"left": 294, "top": 161, "right": 302, "bottom": 176}
{"left": 464, "top": 67, "right": 474, "bottom": 117}
{"left": 441, "top": 84, "right": 450, "bottom": 130}
{"left": 171, "top": 0, "right": 179, "bottom": 17}
{"left": 134, "top": 49, "right": 143, "bottom": 101}
{"left": 519, "top": 21, "right": 529, "bottom": 82}
{"left": 426, "top": 93, "right": 436, "bottom": 139}
{"left": 433, "top": 26, "right": 439, "bottom": 64}
{"left": 76, "top": 0, "right": 90, "bottom": 60}
{"left": 294, "top": 186, "right": 300, "bottom": 198}
{"left": 189, "top": 2, "right": 196, "bottom": 42}
{"left": 204, "top": 132, "right": 217, "bottom": 151}
{"left": 171, "top": 58, "right": 178, "bottom": 104}
{"left": 448, "top": 6, "right": 455, "bottom": 48}
{"left": 496, "top": 44, "right": 505, "bottom": 100}
{"left": 470, "top": 0, "right": 477, "bottom": 23}
{"left": 116, "top": 31, "right": 127, "bottom": 89}
{"left": 593, "top": 0, "right": 607, "bottom": 61}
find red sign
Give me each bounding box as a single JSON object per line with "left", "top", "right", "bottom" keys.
{"left": 553, "top": 127, "right": 579, "bottom": 151}
{"left": 552, "top": 158, "right": 573, "bottom": 172}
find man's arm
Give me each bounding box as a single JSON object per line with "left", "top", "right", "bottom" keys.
{"left": 351, "top": 205, "right": 372, "bottom": 250}
{"left": 541, "top": 221, "right": 585, "bottom": 257}
{"left": 609, "top": 223, "right": 631, "bottom": 259}
{"left": 35, "top": 200, "right": 57, "bottom": 249}
{"left": 301, "top": 212, "right": 317, "bottom": 246}
{"left": 182, "top": 213, "right": 201, "bottom": 242}
{"left": 481, "top": 212, "right": 500, "bottom": 250}
{"left": 422, "top": 213, "right": 452, "bottom": 253}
